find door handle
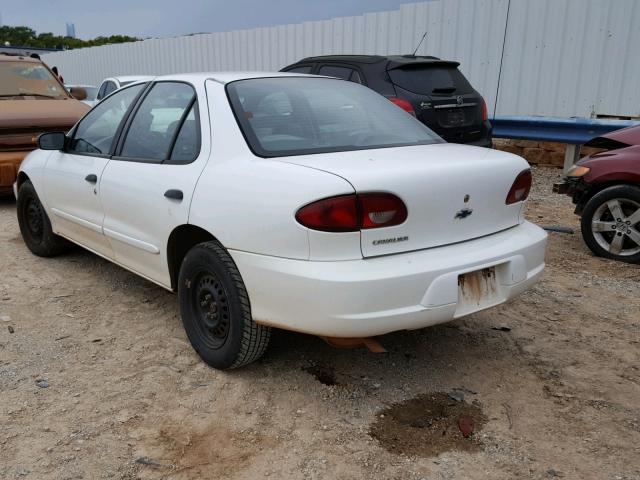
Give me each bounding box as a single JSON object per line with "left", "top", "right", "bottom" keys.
{"left": 85, "top": 174, "right": 98, "bottom": 184}
{"left": 164, "top": 189, "right": 183, "bottom": 201}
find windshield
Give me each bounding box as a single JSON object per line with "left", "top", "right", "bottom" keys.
{"left": 227, "top": 77, "right": 442, "bottom": 157}
{"left": 0, "top": 61, "right": 68, "bottom": 99}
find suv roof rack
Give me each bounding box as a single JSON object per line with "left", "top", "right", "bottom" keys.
{"left": 295, "top": 54, "right": 453, "bottom": 66}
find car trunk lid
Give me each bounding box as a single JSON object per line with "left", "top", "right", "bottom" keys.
{"left": 278, "top": 143, "right": 529, "bottom": 257}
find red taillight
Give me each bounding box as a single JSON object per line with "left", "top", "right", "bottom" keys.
{"left": 295, "top": 194, "right": 358, "bottom": 232}
{"left": 481, "top": 98, "right": 488, "bottom": 121}
{"left": 388, "top": 97, "right": 416, "bottom": 116}
{"left": 506, "top": 170, "right": 532, "bottom": 204}
{"left": 296, "top": 193, "right": 407, "bottom": 232}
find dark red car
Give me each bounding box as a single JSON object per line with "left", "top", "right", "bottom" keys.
{"left": 554, "top": 125, "right": 640, "bottom": 263}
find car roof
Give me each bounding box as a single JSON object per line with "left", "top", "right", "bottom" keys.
{"left": 150, "top": 71, "right": 321, "bottom": 84}
{"left": 0, "top": 53, "right": 42, "bottom": 63}
{"left": 292, "top": 54, "right": 460, "bottom": 69}
{"left": 106, "top": 75, "right": 155, "bottom": 83}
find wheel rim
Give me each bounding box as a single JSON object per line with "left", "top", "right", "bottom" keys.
{"left": 190, "top": 271, "right": 231, "bottom": 349}
{"left": 591, "top": 198, "right": 640, "bottom": 256}
{"left": 25, "top": 196, "right": 45, "bottom": 242}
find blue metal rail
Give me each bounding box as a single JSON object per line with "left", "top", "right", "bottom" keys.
{"left": 492, "top": 116, "right": 639, "bottom": 145}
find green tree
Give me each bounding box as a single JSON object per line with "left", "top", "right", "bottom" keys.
{"left": 0, "top": 25, "right": 138, "bottom": 50}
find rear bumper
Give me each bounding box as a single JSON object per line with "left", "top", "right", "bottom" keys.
{"left": 230, "top": 221, "right": 547, "bottom": 337}
{"left": 435, "top": 120, "right": 493, "bottom": 148}
{"left": 464, "top": 135, "right": 493, "bottom": 148}
{"left": 0, "top": 150, "right": 30, "bottom": 190}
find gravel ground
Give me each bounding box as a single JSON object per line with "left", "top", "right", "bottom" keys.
{"left": 1, "top": 166, "right": 639, "bottom": 480}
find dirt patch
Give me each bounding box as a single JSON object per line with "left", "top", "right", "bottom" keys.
{"left": 134, "top": 423, "right": 276, "bottom": 477}
{"left": 302, "top": 363, "right": 340, "bottom": 386}
{"left": 369, "top": 392, "right": 487, "bottom": 457}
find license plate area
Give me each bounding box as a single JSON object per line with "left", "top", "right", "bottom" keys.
{"left": 445, "top": 108, "right": 466, "bottom": 126}
{"left": 456, "top": 267, "right": 500, "bottom": 316}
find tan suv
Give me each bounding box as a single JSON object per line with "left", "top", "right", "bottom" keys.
{"left": 0, "top": 54, "right": 89, "bottom": 195}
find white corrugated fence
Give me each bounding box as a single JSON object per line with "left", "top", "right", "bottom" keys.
{"left": 42, "top": 0, "right": 640, "bottom": 118}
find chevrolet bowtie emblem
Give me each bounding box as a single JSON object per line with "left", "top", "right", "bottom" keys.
{"left": 455, "top": 208, "right": 473, "bottom": 219}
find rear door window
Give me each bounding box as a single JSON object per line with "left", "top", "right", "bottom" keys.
{"left": 285, "top": 66, "right": 313, "bottom": 74}
{"left": 103, "top": 81, "right": 117, "bottom": 97}
{"left": 119, "top": 82, "right": 196, "bottom": 161}
{"left": 318, "top": 65, "right": 354, "bottom": 81}
{"left": 388, "top": 65, "right": 473, "bottom": 95}
{"left": 169, "top": 104, "right": 200, "bottom": 163}
{"left": 350, "top": 70, "right": 363, "bottom": 84}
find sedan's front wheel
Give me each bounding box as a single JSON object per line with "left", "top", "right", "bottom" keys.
{"left": 178, "top": 241, "right": 271, "bottom": 369}
{"left": 581, "top": 185, "right": 640, "bottom": 263}
{"left": 17, "top": 180, "right": 71, "bottom": 257}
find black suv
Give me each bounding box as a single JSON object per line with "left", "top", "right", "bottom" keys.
{"left": 281, "top": 55, "right": 492, "bottom": 147}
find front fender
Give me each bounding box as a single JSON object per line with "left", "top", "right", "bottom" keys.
{"left": 16, "top": 149, "right": 54, "bottom": 206}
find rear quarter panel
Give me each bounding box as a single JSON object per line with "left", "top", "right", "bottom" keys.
{"left": 189, "top": 79, "right": 356, "bottom": 260}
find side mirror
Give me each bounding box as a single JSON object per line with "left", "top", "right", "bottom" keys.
{"left": 38, "top": 132, "right": 66, "bottom": 150}
{"left": 69, "top": 86, "right": 87, "bottom": 101}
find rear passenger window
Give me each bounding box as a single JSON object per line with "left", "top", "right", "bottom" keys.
{"left": 286, "top": 66, "right": 312, "bottom": 74}
{"left": 97, "top": 82, "right": 108, "bottom": 100}
{"left": 169, "top": 104, "right": 200, "bottom": 163}
{"left": 103, "top": 81, "right": 117, "bottom": 97}
{"left": 120, "top": 82, "right": 196, "bottom": 161}
{"left": 350, "top": 70, "right": 363, "bottom": 84}
{"left": 318, "top": 65, "right": 353, "bottom": 80}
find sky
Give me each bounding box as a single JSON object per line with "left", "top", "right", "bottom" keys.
{"left": 0, "top": 0, "right": 415, "bottom": 40}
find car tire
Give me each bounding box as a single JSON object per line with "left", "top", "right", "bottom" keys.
{"left": 178, "top": 241, "right": 271, "bottom": 369}
{"left": 580, "top": 184, "right": 640, "bottom": 264}
{"left": 17, "top": 180, "right": 71, "bottom": 257}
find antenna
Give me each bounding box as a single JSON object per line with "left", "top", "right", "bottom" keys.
{"left": 412, "top": 31, "right": 427, "bottom": 57}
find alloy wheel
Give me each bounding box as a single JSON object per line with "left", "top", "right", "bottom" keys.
{"left": 591, "top": 198, "right": 640, "bottom": 256}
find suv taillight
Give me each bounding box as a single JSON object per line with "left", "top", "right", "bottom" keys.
{"left": 482, "top": 98, "right": 488, "bottom": 121}
{"left": 506, "top": 170, "right": 532, "bottom": 204}
{"left": 296, "top": 193, "right": 408, "bottom": 232}
{"left": 388, "top": 97, "right": 416, "bottom": 116}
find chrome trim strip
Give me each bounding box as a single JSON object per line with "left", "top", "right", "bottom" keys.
{"left": 434, "top": 103, "right": 478, "bottom": 109}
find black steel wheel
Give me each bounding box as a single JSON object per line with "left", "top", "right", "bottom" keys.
{"left": 178, "top": 241, "right": 271, "bottom": 369}
{"left": 191, "top": 272, "right": 231, "bottom": 350}
{"left": 17, "top": 180, "right": 71, "bottom": 257}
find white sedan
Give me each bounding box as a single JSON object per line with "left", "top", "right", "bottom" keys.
{"left": 15, "top": 72, "right": 547, "bottom": 369}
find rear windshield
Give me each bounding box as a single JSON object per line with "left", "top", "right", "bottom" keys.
{"left": 388, "top": 65, "right": 473, "bottom": 95}
{"left": 226, "top": 77, "right": 442, "bottom": 157}
{"left": 0, "top": 61, "right": 67, "bottom": 99}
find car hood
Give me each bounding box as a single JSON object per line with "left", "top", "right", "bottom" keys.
{"left": 0, "top": 98, "right": 89, "bottom": 131}
{"left": 585, "top": 125, "right": 640, "bottom": 149}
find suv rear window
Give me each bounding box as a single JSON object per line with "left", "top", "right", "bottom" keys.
{"left": 388, "top": 65, "right": 473, "bottom": 95}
